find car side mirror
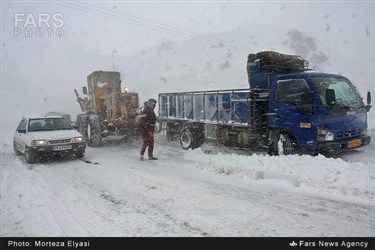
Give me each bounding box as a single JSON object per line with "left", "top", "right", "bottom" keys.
{"left": 17, "top": 129, "right": 26, "bottom": 133}
{"left": 73, "top": 125, "right": 79, "bottom": 130}
{"left": 326, "top": 89, "right": 336, "bottom": 106}
{"left": 83, "top": 86, "right": 87, "bottom": 95}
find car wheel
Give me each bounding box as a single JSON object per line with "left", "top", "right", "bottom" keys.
{"left": 13, "top": 142, "right": 21, "bottom": 155}
{"left": 75, "top": 152, "right": 84, "bottom": 158}
{"left": 24, "top": 147, "right": 36, "bottom": 164}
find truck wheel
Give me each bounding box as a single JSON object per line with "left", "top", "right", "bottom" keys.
{"left": 267, "top": 130, "right": 279, "bottom": 156}
{"left": 75, "top": 114, "right": 88, "bottom": 138}
{"left": 25, "top": 147, "right": 36, "bottom": 164}
{"left": 87, "top": 115, "right": 102, "bottom": 147}
{"left": 278, "top": 134, "right": 296, "bottom": 155}
{"left": 267, "top": 142, "right": 278, "bottom": 156}
{"left": 180, "top": 127, "right": 203, "bottom": 150}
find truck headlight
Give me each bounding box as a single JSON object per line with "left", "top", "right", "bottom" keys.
{"left": 73, "top": 136, "right": 85, "bottom": 142}
{"left": 31, "top": 140, "right": 48, "bottom": 146}
{"left": 362, "top": 126, "right": 367, "bottom": 136}
{"left": 318, "top": 128, "right": 334, "bottom": 142}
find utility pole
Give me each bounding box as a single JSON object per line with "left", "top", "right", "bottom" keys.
{"left": 112, "top": 50, "right": 117, "bottom": 71}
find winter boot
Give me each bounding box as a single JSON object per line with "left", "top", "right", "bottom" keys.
{"left": 140, "top": 155, "right": 144, "bottom": 161}
{"left": 148, "top": 156, "right": 158, "bottom": 160}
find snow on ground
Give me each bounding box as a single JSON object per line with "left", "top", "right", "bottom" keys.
{"left": 1, "top": 129, "right": 375, "bottom": 237}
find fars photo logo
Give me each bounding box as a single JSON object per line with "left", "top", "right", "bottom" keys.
{"left": 14, "top": 12, "right": 65, "bottom": 38}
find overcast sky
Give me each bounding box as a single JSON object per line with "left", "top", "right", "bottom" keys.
{"left": 1, "top": 0, "right": 374, "bottom": 129}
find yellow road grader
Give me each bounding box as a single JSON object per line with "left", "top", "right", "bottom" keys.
{"left": 74, "top": 71, "right": 140, "bottom": 146}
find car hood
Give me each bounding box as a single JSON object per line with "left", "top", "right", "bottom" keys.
{"left": 28, "top": 130, "right": 83, "bottom": 141}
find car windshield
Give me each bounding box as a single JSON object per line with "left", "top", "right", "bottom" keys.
{"left": 28, "top": 118, "right": 72, "bottom": 132}
{"left": 311, "top": 76, "right": 364, "bottom": 108}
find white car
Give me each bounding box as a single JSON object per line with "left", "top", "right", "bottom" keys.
{"left": 13, "top": 116, "right": 86, "bottom": 163}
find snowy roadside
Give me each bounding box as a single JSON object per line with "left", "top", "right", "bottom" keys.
{"left": 156, "top": 130, "right": 375, "bottom": 207}
{"left": 1, "top": 128, "right": 374, "bottom": 237}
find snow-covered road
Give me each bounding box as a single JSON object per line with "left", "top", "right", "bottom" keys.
{"left": 1, "top": 131, "right": 375, "bottom": 237}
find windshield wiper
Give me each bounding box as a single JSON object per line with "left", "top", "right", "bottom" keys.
{"left": 333, "top": 103, "right": 351, "bottom": 111}
{"left": 349, "top": 101, "right": 364, "bottom": 108}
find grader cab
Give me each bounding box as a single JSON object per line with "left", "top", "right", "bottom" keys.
{"left": 74, "top": 71, "right": 140, "bottom": 146}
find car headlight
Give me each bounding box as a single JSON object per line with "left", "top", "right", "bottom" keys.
{"left": 73, "top": 136, "right": 85, "bottom": 143}
{"left": 317, "top": 128, "right": 334, "bottom": 142}
{"left": 31, "top": 140, "right": 48, "bottom": 146}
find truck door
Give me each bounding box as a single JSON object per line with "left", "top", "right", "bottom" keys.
{"left": 268, "top": 78, "right": 317, "bottom": 152}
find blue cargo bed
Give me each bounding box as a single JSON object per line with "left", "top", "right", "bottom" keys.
{"left": 158, "top": 88, "right": 269, "bottom": 128}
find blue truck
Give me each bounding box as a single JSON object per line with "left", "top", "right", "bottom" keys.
{"left": 157, "top": 51, "right": 372, "bottom": 155}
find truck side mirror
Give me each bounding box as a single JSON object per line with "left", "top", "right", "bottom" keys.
{"left": 326, "top": 89, "right": 336, "bottom": 106}
{"left": 367, "top": 91, "right": 371, "bottom": 105}
{"left": 83, "top": 87, "right": 87, "bottom": 95}
{"left": 365, "top": 91, "right": 372, "bottom": 112}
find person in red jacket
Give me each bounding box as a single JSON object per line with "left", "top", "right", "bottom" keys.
{"left": 139, "top": 98, "right": 158, "bottom": 161}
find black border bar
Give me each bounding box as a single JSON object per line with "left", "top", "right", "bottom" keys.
{"left": 1, "top": 237, "right": 374, "bottom": 249}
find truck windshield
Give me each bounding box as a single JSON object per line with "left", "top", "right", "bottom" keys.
{"left": 311, "top": 76, "right": 364, "bottom": 108}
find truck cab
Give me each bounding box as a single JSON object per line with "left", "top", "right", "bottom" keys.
{"left": 267, "top": 71, "right": 371, "bottom": 155}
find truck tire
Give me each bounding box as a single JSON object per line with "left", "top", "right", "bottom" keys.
{"left": 180, "top": 127, "right": 203, "bottom": 150}
{"left": 76, "top": 114, "right": 102, "bottom": 147}
{"left": 267, "top": 130, "right": 279, "bottom": 156}
{"left": 87, "top": 115, "right": 102, "bottom": 147}
{"left": 75, "top": 114, "right": 89, "bottom": 138}
{"left": 278, "top": 134, "right": 296, "bottom": 155}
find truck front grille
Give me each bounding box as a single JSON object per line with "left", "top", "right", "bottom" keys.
{"left": 335, "top": 129, "right": 361, "bottom": 139}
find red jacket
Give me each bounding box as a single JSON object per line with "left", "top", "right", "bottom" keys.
{"left": 139, "top": 106, "right": 157, "bottom": 134}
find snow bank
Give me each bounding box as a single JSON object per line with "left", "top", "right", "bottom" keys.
{"left": 182, "top": 144, "right": 375, "bottom": 206}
